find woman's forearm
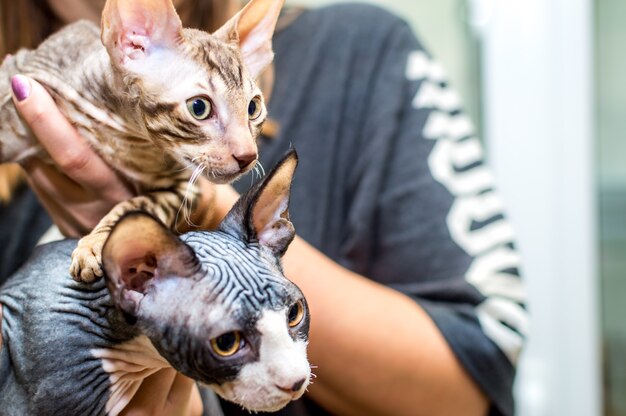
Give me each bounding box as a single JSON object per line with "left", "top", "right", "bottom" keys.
{"left": 282, "top": 236, "right": 489, "bottom": 416}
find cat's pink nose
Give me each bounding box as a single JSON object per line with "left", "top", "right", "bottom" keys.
{"left": 233, "top": 152, "right": 257, "bottom": 170}
{"left": 276, "top": 378, "right": 306, "bottom": 394}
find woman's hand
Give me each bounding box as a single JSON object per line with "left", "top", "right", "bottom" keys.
{"left": 11, "top": 74, "right": 134, "bottom": 237}
{"left": 120, "top": 369, "right": 203, "bottom": 416}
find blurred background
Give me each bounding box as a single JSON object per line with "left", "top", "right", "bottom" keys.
{"left": 286, "top": 1, "right": 620, "bottom": 415}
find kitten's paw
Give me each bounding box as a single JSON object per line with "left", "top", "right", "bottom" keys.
{"left": 70, "top": 234, "right": 106, "bottom": 282}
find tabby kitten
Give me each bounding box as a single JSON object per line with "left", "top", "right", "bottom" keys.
{"left": 0, "top": 0, "right": 284, "bottom": 282}
{"left": 0, "top": 151, "right": 311, "bottom": 415}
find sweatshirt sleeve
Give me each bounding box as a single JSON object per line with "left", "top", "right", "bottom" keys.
{"left": 344, "top": 14, "right": 528, "bottom": 416}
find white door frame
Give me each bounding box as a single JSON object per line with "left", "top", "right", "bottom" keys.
{"left": 478, "top": 0, "right": 599, "bottom": 415}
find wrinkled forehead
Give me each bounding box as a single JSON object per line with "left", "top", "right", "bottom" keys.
{"left": 183, "top": 30, "right": 257, "bottom": 92}
{"left": 182, "top": 231, "right": 296, "bottom": 312}
{"left": 194, "top": 34, "right": 250, "bottom": 90}
{"left": 135, "top": 30, "right": 258, "bottom": 104}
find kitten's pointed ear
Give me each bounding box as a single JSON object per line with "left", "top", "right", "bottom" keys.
{"left": 221, "top": 150, "right": 297, "bottom": 257}
{"left": 101, "top": 0, "right": 183, "bottom": 68}
{"left": 214, "top": 0, "right": 285, "bottom": 79}
{"left": 102, "top": 213, "right": 200, "bottom": 316}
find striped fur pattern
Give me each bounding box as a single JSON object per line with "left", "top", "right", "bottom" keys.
{"left": 0, "top": 151, "right": 312, "bottom": 414}
{"left": 0, "top": 0, "right": 284, "bottom": 282}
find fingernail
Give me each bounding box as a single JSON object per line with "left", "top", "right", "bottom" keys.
{"left": 11, "top": 75, "right": 31, "bottom": 102}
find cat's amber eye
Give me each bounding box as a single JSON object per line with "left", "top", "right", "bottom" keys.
{"left": 288, "top": 300, "right": 305, "bottom": 328}
{"left": 248, "top": 96, "right": 263, "bottom": 120}
{"left": 210, "top": 331, "right": 243, "bottom": 357}
{"left": 186, "top": 96, "right": 212, "bottom": 120}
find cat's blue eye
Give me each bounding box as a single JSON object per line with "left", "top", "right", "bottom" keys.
{"left": 210, "top": 331, "right": 242, "bottom": 357}
{"left": 288, "top": 300, "right": 305, "bottom": 328}
{"left": 248, "top": 96, "right": 263, "bottom": 120}
{"left": 186, "top": 96, "right": 212, "bottom": 120}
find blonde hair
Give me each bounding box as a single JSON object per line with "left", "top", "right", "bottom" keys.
{"left": 0, "top": 0, "right": 238, "bottom": 203}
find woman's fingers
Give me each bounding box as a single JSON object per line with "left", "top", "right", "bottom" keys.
{"left": 11, "top": 75, "right": 131, "bottom": 201}
{"left": 121, "top": 369, "right": 177, "bottom": 415}
{"left": 165, "top": 373, "right": 203, "bottom": 416}
{"left": 119, "top": 369, "right": 202, "bottom": 416}
{"left": 21, "top": 158, "right": 95, "bottom": 236}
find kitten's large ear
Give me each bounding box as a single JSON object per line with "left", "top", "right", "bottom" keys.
{"left": 101, "top": 0, "right": 183, "bottom": 68}
{"left": 214, "top": 0, "right": 285, "bottom": 79}
{"left": 102, "top": 213, "right": 200, "bottom": 316}
{"left": 221, "top": 150, "right": 297, "bottom": 257}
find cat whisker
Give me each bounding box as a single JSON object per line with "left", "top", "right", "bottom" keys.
{"left": 253, "top": 161, "right": 265, "bottom": 182}
{"left": 174, "top": 159, "right": 197, "bottom": 173}
{"left": 257, "top": 160, "right": 266, "bottom": 178}
{"left": 239, "top": 404, "right": 256, "bottom": 414}
{"left": 249, "top": 161, "right": 265, "bottom": 186}
{"left": 305, "top": 371, "right": 317, "bottom": 391}
{"left": 177, "top": 164, "right": 205, "bottom": 228}
{"left": 250, "top": 170, "right": 255, "bottom": 187}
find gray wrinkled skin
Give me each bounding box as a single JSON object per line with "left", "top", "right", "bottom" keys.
{"left": 0, "top": 241, "right": 130, "bottom": 415}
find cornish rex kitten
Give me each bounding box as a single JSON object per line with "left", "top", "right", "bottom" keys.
{"left": 0, "top": 151, "right": 311, "bottom": 415}
{"left": 0, "top": 0, "right": 284, "bottom": 282}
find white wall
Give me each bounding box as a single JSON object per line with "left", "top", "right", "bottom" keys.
{"left": 480, "top": 0, "right": 599, "bottom": 415}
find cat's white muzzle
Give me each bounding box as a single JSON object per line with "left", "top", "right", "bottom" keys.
{"left": 211, "top": 309, "right": 311, "bottom": 411}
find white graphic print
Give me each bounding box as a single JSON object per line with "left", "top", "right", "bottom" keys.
{"left": 427, "top": 136, "right": 497, "bottom": 195}
{"left": 407, "top": 51, "right": 528, "bottom": 364}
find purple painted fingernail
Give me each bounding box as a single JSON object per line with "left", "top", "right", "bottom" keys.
{"left": 11, "top": 75, "right": 31, "bottom": 102}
